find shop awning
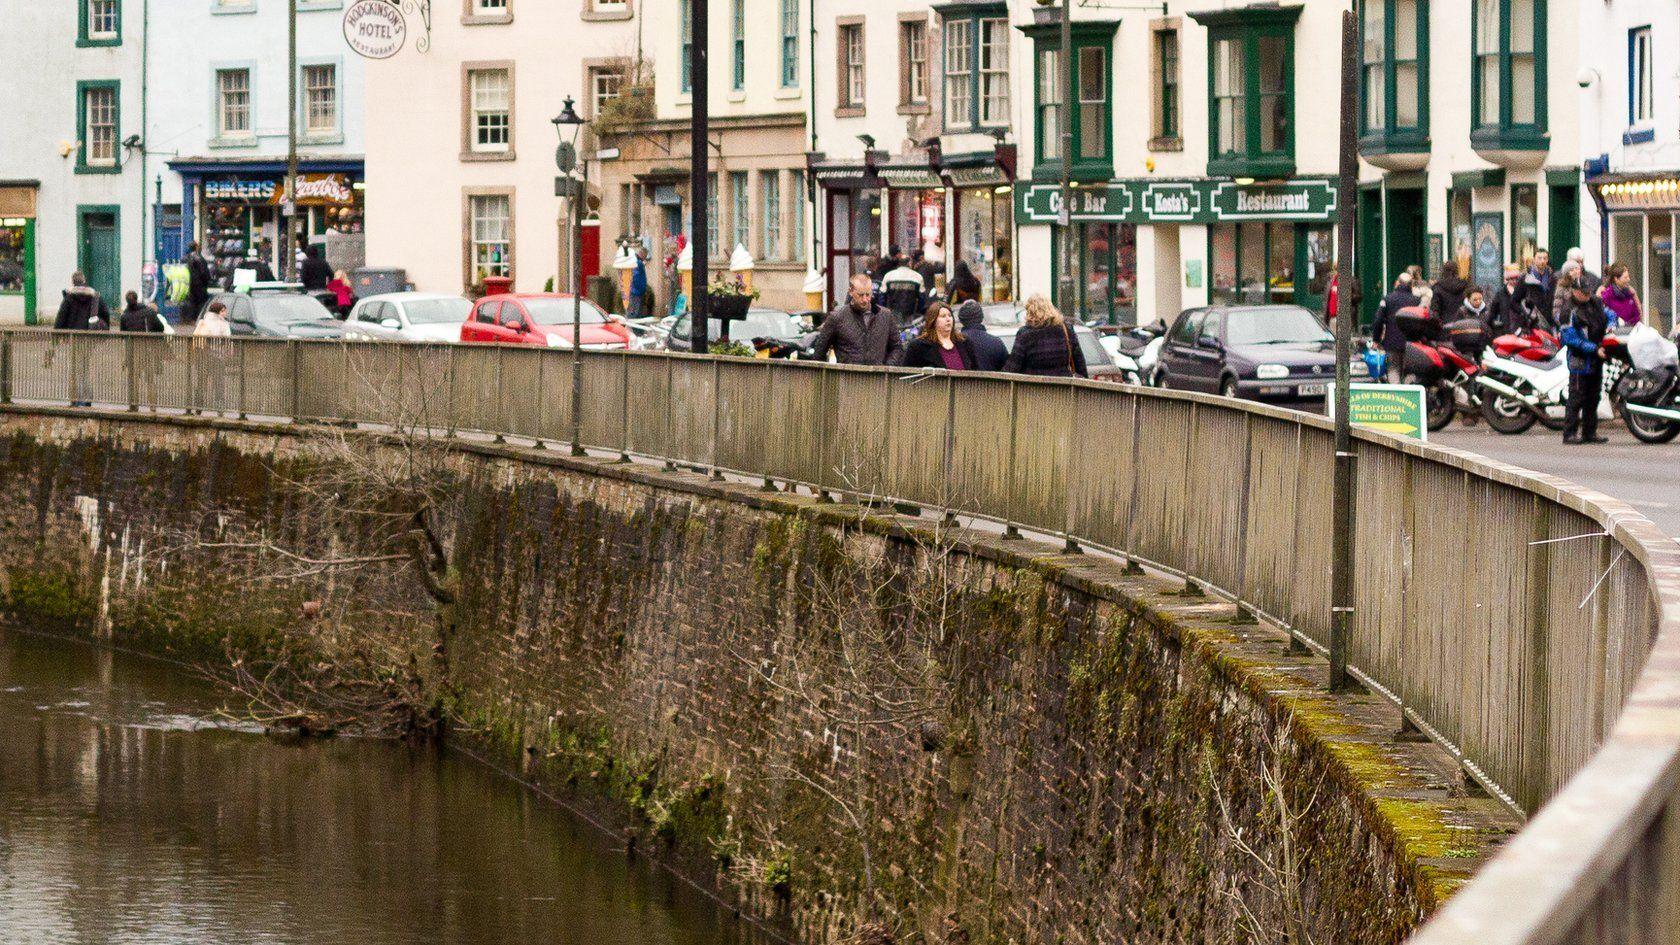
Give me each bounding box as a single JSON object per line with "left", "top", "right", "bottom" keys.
{"left": 1590, "top": 172, "right": 1680, "bottom": 212}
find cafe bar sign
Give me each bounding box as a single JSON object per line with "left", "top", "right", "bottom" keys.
{"left": 1017, "top": 178, "right": 1337, "bottom": 225}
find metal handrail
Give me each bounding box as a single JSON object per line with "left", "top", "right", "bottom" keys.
{"left": 5, "top": 327, "right": 1676, "bottom": 944}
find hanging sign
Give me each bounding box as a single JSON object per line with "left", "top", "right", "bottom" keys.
{"left": 1329, "top": 383, "right": 1428, "bottom": 441}
{"left": 343, "top": 0, "right": 407, "bottom": 59}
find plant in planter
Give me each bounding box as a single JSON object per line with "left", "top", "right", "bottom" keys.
{"left": 705, "top": 276, "right": 759, "bottom": 320}
{"left": 708, "top": 340, "right": 755, "bottom": 358}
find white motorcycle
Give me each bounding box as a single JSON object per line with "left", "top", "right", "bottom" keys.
{"left": 1476, "top": 329, "right": 1627, "bottom": 434}
{"left": 1099, "top": 323, "right": 1167, "bottom": 386}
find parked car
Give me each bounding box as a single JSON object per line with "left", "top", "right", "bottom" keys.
{"left": 979, "top": 303, "right": 1127, "bottom": 382}
{"left": 206, "top": 291, "right": 346, "bottom": 339}
{"left": 344, "top": 293, "right": 473, "bottom": 343}
{"left": 664, "top": 308, "right": 813, "bottom": 355}
{"left": 459, "top": 294, "right": 632, "bottom": 349}
{"left": 1156, "top": 305, "right": 1337, "bottom": 399}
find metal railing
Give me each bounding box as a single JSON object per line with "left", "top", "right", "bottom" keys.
{"left": 7, "top": 329, "right": 1679, "bottom": 945}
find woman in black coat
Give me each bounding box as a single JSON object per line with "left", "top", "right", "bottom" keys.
{"left": 1003, "top": 295, "right": 1088, "bottom": 377}
{"left": 900, "top": 301, "right": 977, "bottom": 369}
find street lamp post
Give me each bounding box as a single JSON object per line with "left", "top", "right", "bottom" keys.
{"left": 554, "top": 98, "right": 588, "bottom": 457}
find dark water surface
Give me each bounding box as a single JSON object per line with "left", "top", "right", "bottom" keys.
{"left": 0, "top": 628, "right": 767, "bottom": 945}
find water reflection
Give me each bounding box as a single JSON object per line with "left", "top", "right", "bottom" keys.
{"left": 0, "top": 629, "right": 764, "bottom": 945}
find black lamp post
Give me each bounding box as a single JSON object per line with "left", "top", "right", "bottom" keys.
{"left": 553, "top": 97, "right": 588, "bottom": 456}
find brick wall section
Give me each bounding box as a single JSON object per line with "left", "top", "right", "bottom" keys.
{"left": 0, "top": 410, "right": 1517, "bottom": 945}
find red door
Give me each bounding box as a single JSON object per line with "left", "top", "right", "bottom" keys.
{"left": 581, "top": 221, "right": 601, "bottom": 283}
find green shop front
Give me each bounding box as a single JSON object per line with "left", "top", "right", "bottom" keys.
{"left": 0, "top": 182, "right": 37, "bottom": 324}
{"left": 1015, "top": 177, "right": 1338, "bottom": 326}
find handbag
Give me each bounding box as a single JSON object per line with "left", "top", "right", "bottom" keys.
{"left": 1061, "top": 323, "right": 1077, "bottom": 377}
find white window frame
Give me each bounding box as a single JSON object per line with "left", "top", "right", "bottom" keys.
{"left": 590, "top": 67, "right": 624, "bottom": 118}
{"left": 469, "top": 194, "right": 512, "bottom": 282}
{"left": 904, "top": 20, "right": 928, "bottom": 106}
{"left": 1631, "top": 26, "right": 1654, "bottom": 127}
{"left": 841, "top": 24, "right": 865, "bottom": 109}
{"left": 84, "top": 86, "right": 117, "bottom": 167}
{"left": 302, "top": 63, "right": 337, "bottom": 137}
{"left": 469, "top": 68, "right": 511, "bottom": 153}
{"left": 474, "top": 0, "right": 507, "bottom": 12}
{"left": 730, "top": 170, "right": 750, "bottom": 254}
{"left": 87, "top": 0, "right": 119, "bottom": 39}
{"left": 216, "top": 68, "right": 252, "bottom": 141}
{"left": 944, "top": 19, "right": 975, "bottom": 125}
{"left": 761, "top": 172, "right": 782, "bottom": 261}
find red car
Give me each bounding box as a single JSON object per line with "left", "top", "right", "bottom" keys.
{"left": 460, "top": 293, "right": 632, "bottom": 349}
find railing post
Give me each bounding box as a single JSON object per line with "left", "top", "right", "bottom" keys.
{"left": 531, "top": 349, "right": 547, "bottom": 450}
{"left": 444, "top": 345, "right": 458, "bottom": 438}
{"left": 709, "top": 356, "right": 723, "bottom": 480}
{"left": 0, "top": 330, "right": 11, "bottom": 405}
{"left": 760, "top": 357, "right": 774, "bottom": 489}
{"left": 185, "top": 336, "right": 198, "bottom": 415}
{"left": 236, "top": 341, "right": 248, "bottom": 420}
{"left": 879, "top": 371, "right": 892, "bottom": 504}
{"left": 940, "top": 374, "right": 956, "bottom": 524}
{"left": 619, "top": 351, "right": 632, "bottom": 463}
{"left": 125, "top": 335, "right": 138, "bottom": 412}
{"left": 663, "top": 356, "right": 676, "bottom": 471}
{"left": 289, "top": 339, "right": 301, "bottom": 423}
{"left": 493, "top": 345, "right": 507, "bottom": 444}
{"left": 1061, "top": 380, "right": 1081, "bottom": 554}
{"left": 816, "top": 365, "right": 832, "bottom": 502}
{"left": 1002, "top": 379, "right": 1021, "bottom": 539}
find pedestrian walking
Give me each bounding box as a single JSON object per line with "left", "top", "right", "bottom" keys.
{"left": 1559, "top": 274, "right": 1610, "bottom": 444}
{"left": 120, "top": 291, "right": 166, "bottom": 332}
{"left": 54, "top": 272, "right": 107, "bottom": 407}
{"left": 1527, "top": 249, "right": 1556, "bottom": 301}
{"left": 1372, "top": 272, "right": 1419, "bottom": 384}
{"left": 194, "top": 300, "right": 231, "bottom": 338}
{"left": 1600, "top": 263, "right": 1643, "bottom": 329}
{"left": 299, "top": 244, "right": 333, "bottom": 292}
{"left": 1003, "top": 295, "right": 1088, "bottom": 378}
{"left": 193, "top": 300, "right": 233, "bottom": 413}
{"left": 810, "top": 273, "right": 903, "bottom": 366}
{"left": 1406, "top": 265, "right": 1431, "bottom": 311}
{"left": 327, "top": 270, "right": 354, "bottom": 316}
{"left": 185, "top": 241, "right": 211, "bottom": 323}
{"left": 948, "top": 261, "right": 982, "bottom": 305}
{"left": 1428, "top": 262, "right": 1468, "bottom": 324}
{"left": 1459, "top": 285, "right": 1488, "bottom": 322}
{"left": 956, "top": 299, "right": 1007, "bottom": 371}
{"left": 900, "top": 302, "right": 977, "bottom": 370}
{"left": 1488, "top": 264, "right": 1527, "bottom": 335}
{"left": 628, "top": 245, "right": 650, "bottom": 317}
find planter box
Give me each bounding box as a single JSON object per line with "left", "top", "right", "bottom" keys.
{"left": 706, "top": 294, "right": 752, "bottom": 319}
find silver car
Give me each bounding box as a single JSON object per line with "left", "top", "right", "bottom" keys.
{"left": 344, "top": 292, "right": 474, "bottom": 343}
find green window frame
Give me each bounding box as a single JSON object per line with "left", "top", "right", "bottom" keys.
{"left": 1191, "top": 6, "right": 1300, "bottom": 179}
{"left": 1358, "top": 0, "right": 1429, "bottom": 154}
{"left": 75, "top": 80, "right": 122, "bottom": 175}
{"left": 1470, "top": 0, "right": 1547, "bottom": 152}
{"left": 941, "top": 4, "right": 1010, "bottom": 132}
{"left": 679, "top": 0, "right": 692, "bottom": 93}
{"left": 1154, "top": 27, "right": 1180, "bottom": 142}
{"left": 78, "top": 0, "right": 122, "bottom": 47}
{"left": 779, "top": 0, "right": 799, "bottom": 88}
{"left": 1026, "top": 21, "right": 1117, "bottom": 182}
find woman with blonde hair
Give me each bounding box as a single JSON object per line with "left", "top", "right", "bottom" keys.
{"left": 900, "top": 301, "right": 977, "bottom": 369}
{"left": 1003, "top": 295, "right": 1087, "bottom": 377}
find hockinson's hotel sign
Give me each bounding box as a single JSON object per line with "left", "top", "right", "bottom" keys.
{"left": 1016, "top": 178, "right": 1337, "bottom": 225}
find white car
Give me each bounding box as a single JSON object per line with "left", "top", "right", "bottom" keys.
{"left": 344, "top": 292, "right": 473, "bottom": 343}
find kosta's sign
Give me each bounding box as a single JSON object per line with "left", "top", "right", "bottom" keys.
{"left": 343, "top": 0, "right": 406, "bottom": 59}
{"left": 1016, "top": 178, "right": 1337, "bottom": 225}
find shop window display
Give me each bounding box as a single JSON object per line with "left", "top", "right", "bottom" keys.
{"left": 0, "top": 221, "right": 26, "bottom": 293}
{"left": 1211, "top": 222, "right": 1335, "bottom": 310}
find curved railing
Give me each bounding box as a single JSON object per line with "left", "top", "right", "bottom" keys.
{"left": 4, "top": 329, "right": 1677, "bottom": 944}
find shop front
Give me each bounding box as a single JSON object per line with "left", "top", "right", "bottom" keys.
{"left": 945, "top": 150, "right": 1017, "bottom": 304}
{"left": 1016, "top": 177, "right": 1338, "bottom": 325}
{"left": 1591, "top": 173, "right": 1680, "bottom": 334}
{"left": 170, "top": 159, "right": 365, "bottom": 286}
{"left": 815, "top": 164, "right": 885, "bottom": 307}
{"left": 0, "top": 182, "right": 37, "bottom": 323}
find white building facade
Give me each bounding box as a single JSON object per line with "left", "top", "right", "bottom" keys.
{"left": 363, "top": 0, "right": 641, "bottom": 297}
{"left": 155, "top": 0, "right": 368, "bottom": 291}
{"left": 1579, "top": 0, "right": 1679, "bottom": 332}
{"left": 0, "top": 0, "right": 147, "bottom": 323}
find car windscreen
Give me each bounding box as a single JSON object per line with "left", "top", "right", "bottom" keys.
{"left": 675, "top": 310, "right": 803, "bottom": 341}
{"left": 1224, "top": 307, "right": 1332, "bottom": 346}
{"left": 404, "top": 298, "right": 473, "bottom": 325}
{"left": 1078, "top": 331, "right": 1112, "bottom": 366}
{"left": 254, "top": 295, "right": 334, "bottom": 326}
{"left": 523, "top": 298, "right": 608, "bottom": 326}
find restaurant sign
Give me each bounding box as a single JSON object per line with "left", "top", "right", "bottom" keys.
{"left": 1017, "top": 178, "right": 1337, "bottom": 225}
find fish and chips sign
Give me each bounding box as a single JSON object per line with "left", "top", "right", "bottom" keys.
{"left": 343, "top": 0, "right": 407, "bottom": 59}
{"left": 1331, "top": 383, "right": 1429, "bottom": 441}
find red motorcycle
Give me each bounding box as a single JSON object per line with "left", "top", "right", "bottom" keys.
{"left": 1393, "top": 307, "right": 1487, "bottom": 431}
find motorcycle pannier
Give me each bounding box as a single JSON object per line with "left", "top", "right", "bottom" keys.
{"left": 1622, "top": 366, "right": 1676, "bottom": 405}
{"left": 1394, "top": 305, "right": 1440, "bottom": 342}
{"left": 1444, "top": 318, "right": 1490, "bottom": 357}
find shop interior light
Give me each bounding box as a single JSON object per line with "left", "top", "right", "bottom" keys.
{"left": 994, "top": 185, "right": 1013, "bottom": 194}
{"left": 351, "top": 181, "right": 366, "bottom": 191}
{"left": 1234, "top": 177, "right": 1256, "bottom": 185}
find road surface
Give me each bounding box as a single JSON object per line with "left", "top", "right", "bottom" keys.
{"left": 1433, "top": 424, "right": 1680, "bottom": 536}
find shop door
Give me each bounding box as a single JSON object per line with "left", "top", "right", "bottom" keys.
{"left": 78, "top": 209, "right": 120, "bottom": 311}
{"left": 1386, "top": 189, "right": 1426, "bottom": 287}
{"left": 1356, "top": 188, "right": 1384, "bottom": 326}
{"left": 581, "top": 222, "right": 601, "bottom": 282}
{"left": 1548, "top": 184, "right": 1579, "bottom": 259}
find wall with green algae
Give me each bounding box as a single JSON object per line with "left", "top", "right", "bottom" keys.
{"left": 0, "top": 410, "right": 1503, "bottom": 945}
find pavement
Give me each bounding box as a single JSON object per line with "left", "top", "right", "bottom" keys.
{"left": 1432, "top": 423, "right": 1680, "bottom": 536}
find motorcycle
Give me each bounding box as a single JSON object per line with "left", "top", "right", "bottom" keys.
{"left": 1477, "top": 327, "right": 1629, "bottom": 434}
{"left": 1099, "top": 323, "right": 1167, "bottom": 386}
{"left": 1618, "top": 325, "right": 1680, "bottom": 443}
{"left": 1390, "top": 310, "right": 1486, "bottom": 432}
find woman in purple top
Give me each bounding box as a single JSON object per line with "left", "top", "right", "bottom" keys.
{"left": 1600, "top": 263, "right": 1644, "bottom": 328}
{"left": 899, "top": 301, "right": 977, "bottom": 370}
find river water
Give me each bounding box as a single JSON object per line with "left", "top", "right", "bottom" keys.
{"left": 0, "top": 628, "right": 769, "bottom": 945}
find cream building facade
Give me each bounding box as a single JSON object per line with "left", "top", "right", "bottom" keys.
{"left": 364, "top": 0, "right": 643, "bottom": 295}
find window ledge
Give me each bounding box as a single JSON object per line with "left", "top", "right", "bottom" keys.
{"left": 76, "top": 36, "right": 121, "bottom": 48}
{"left": 461, "top": 13, "right": 514, "bottom": 25}
{"left": 834, "top": 106, "right": 865, "bottom": 119}
{"left": 898, "top": 103, "right": 931, "bottom": 116}
{"left": 1207, "top": 155, "right": 1296, "bottom": 180}
{"left": 74, "top": 163, "right": 122, "bottom": 176}
{"left": 301, "top": 132, "right": 345, "bottom": 146}
{"left": 1623, "top": 127, "right": 1657, "bottom": 146}
{"left": 1031, "top": 163, "right": 1115, "bottom": 184}
{"left": 460, "top": 150, "right": 517, "bottom": 163}
{"left": 1148, "top": 136, "right": 1183, "bottom": 153}
{"left": 297, "top": 0, "right": 343, "bottom": 10}
{"left": 580, "top": 8, "right": 632, "bottom": 21}
{"left": 1469, "top": 126, "right": 1549, "bottom": 168}
{"left": 727, "top": 90, "right": 747, "bottom": 103}
{"left": 208, "top": 136, "right": 258, "bottom": 150}
{"left": 774, "top": 87, "right": 802, "bottom": 101}
{"left": 210, "top": 3, "right": 258, "bottom": 14}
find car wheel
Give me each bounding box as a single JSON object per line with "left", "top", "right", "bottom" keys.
{"left": 1220, "top": 376, "right": 1240, "bottom": 399}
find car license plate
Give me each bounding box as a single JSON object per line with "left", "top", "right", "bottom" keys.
{"left": 1299, "top": 383, "right": 1328, "bottom": 397}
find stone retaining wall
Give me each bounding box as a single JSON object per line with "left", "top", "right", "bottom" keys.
{"left": 0, "top": 410, "right": 1517, "bottom": 945}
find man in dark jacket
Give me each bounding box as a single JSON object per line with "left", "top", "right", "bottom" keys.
{"left": 1428, "top": 263, "right": 1468, "bottom": 323}
{"left": 1559, "top": 274, "right": 1610, "bottom": 444}
{"left": 956, "top": 300, "right": 1007, "bottom": 371}
{"left": 1371, "top": 272, "right": 1420, "bottom": 383}
{"left": 1487, "top": 264, "right": 1527, "bottom": 335}
{"left": 811, "top": 274, "right": 903, "bottom": 366}
{"left": 299, "top": 244, "right": 333, "bottom": 291}
{"left": 55, "top": 272, "right": 108, "bottom": 330}
{"left": 185, "top": 241, "right": 211, "bottom": 322}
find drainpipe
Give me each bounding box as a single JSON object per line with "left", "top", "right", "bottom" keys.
{"left": 1057, "top": 0, "right": 1073, "bottom": 316}
{"left": 285, "top": 0, "right": 299, "bottom": 280}
{"left": 139, "top": 0, "right": 149, "bottom": 283}
{"left": 808, "top": 0, "right": 818, "bottom": 271}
